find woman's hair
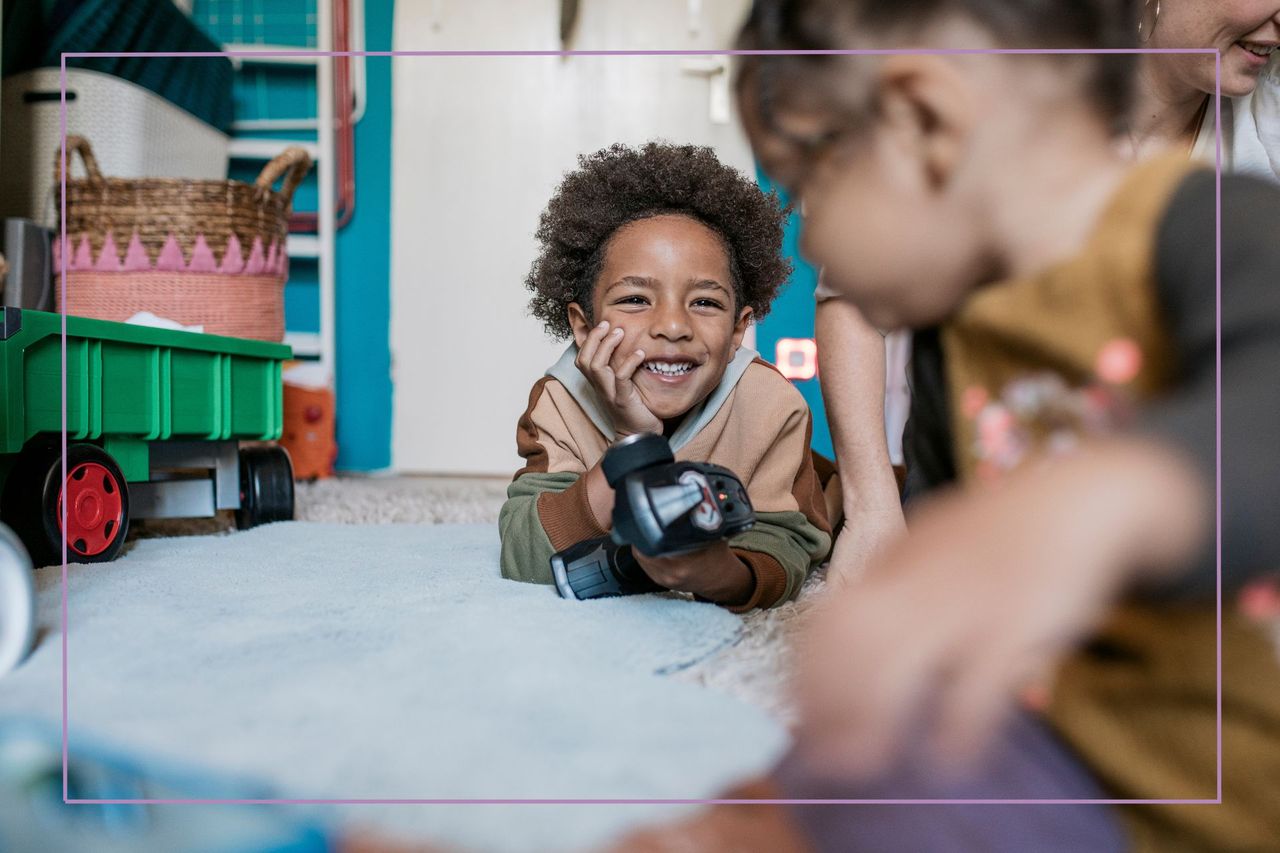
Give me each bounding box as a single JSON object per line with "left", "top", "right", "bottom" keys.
{"left": 737, "top": 0, "right": 1141, "bottom": 153}
{"left": 525, "top": 142, "right": 792, "bottom": 341}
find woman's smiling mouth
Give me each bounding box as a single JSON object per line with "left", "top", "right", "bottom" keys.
{"left": 1238, "top": 40, "right": 1277, "bottom": 58}
{"left": 1235, "top": 40, "right": 1278, "bottom": 69}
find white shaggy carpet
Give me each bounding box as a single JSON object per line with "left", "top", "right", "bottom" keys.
{"left": 135, "top": 475, "right": 822, "bottom": 725}
{"left": 3, "top": 518, "right": 796, "bottom": 853}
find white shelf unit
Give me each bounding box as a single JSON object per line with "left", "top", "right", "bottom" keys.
{"left": 285, "top": 233, "right": 320, "bottom": 258}
{"left": 228, "top": 137, "right": 320, "bottom": 160}
{"left": 215, "top": 0, "right": 362, "bottom": 400}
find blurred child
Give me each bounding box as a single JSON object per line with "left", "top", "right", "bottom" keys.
{"left": 498, "top": 143, "right": 830, "bottom": 611}
{"left": 736, "top": 0, "right": 1280, "bottom": 850}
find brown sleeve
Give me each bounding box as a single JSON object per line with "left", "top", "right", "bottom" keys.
{"left": 536, "top": 477, "right": 609, "bottom": 552}
{"left": 724, "top": 549, "right": 790, "bottom": 613}
{"left": 514, "top": 376, "right": 554, "bottom": 480}
{"left": 749, "top": 358, "right": 833, "bottom": 539}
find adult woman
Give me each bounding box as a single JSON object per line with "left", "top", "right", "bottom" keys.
{"left": 1131, "top": 0, "right": 1280, "bottom": 178}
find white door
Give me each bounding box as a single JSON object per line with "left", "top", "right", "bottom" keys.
{"left": 390, "top": 0, "right": 754, "bottom": 475}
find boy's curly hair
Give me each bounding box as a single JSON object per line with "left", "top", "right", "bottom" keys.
{"left": 526, "top": 142, "right": 793, "bottom": 341}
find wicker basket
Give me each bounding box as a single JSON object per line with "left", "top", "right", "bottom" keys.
{"left": 53, "top": 135, "right": 311, "bottom": 341}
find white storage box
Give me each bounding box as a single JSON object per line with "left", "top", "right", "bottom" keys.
{"left": 0, "top": 67, "right": 229, "bottom": 226}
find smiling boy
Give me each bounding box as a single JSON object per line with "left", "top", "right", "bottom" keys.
{"left": 499, "top": 142, "right": 832, "bottom": 610}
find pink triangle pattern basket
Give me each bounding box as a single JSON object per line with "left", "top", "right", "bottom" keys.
{"left": 53, "top": 135, "right": 312, "bottom": 341}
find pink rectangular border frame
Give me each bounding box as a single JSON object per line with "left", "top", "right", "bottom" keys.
{"left": 56, "top": 46, "right": 1223, "bottom": 807}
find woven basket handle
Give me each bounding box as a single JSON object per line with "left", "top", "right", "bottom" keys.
{"left": 53, "top": 135, "right": 104, "bottom": 185}
{"left": 254, "top": 147, "right": 313, "bottom": 206}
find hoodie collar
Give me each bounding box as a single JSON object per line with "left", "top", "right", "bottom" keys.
{"left": 546, "top": 343, "right": 759, "bottom": 453}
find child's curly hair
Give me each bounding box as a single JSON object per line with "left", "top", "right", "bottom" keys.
{"left": 526, "top": 142, "right": 793, "bottom": 341}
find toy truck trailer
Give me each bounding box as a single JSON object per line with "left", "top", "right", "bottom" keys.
{"left": 0, "top": 308, "right": 295, "bottom": 566}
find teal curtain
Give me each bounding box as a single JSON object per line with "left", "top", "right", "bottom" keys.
{"left": 2, "top": 0, "right": 234, "bottom": 133}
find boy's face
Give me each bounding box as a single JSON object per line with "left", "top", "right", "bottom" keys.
{"left": 567, "top": 214, "right": 752, "bottom": 422}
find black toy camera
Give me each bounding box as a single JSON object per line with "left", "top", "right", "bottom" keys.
{"left": 551, "top": 433, "right": 755, "bottom": 601}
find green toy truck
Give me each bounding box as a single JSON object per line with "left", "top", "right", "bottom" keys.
{"left": 0, "top": 308, "right": 295, "bottom": 566}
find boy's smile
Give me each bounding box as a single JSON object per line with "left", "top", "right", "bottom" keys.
{"left": 568, "top": 214, "right": 752, "bottom": 426}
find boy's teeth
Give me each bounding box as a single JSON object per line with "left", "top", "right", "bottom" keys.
{"left": 645, "top": 361, "right": 693, "bottom": 376}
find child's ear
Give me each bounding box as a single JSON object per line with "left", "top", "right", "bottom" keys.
{"left": 567, "top": 303, "right": 592, "bottom": 349}
{"left": 877, "top": 55, "right": 974, "bottom": 190}
{"left": 731, "top": 306, "right": 753, "bottom": 351}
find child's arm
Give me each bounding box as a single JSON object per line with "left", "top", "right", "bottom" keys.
{"left": 499, "top": 375, "right": 618, "bottom": 583}
{"left": 814, "top": 295, "right": 906, "bottom": 588}
{"left": 725, "top": 513, "right": 833, "bottom": 608}
{"left": 793, "top": 437, "right": 1208, "bottom": 779}
{"left": 633, "top": 541, "right": 755, "bottom": 606}
{"left": 629, "top": 510, "right": 833, "bottom": 610}
{"left": 499, "top": 461, "right": 619, "bottom": 584}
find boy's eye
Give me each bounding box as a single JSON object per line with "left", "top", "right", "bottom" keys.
{"left": 615, "top": 295, "right": 649, "bottom": 306}
{"left": 692, "top": 299, "right": 725, "bottom": 310}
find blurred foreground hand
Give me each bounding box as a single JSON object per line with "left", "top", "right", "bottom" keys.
{"left": 793, "top": 439, "right": 1208, "bottom": 780}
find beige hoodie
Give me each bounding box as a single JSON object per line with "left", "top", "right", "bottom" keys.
{"left": 498, "top": 345, "right": 831, "bottom": 611}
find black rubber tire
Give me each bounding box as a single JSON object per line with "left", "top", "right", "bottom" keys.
{"left": 601, "top": 433, "right": 673, "bottom": 488}
{"left": 235, "top": 446, "right": 295, "bottom": 530}
{"left": 0, "top": 441, "right": 130, "bottom": 566}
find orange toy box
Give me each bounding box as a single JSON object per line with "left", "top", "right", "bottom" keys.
{"left": 280, "top": 363, "right": 337, "bottom": 480}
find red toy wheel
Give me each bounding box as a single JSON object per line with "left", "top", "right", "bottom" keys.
{"left": 57, "top": 461, "right": 125, "bottom": 557}
{"left": 0, "top": 442, "right": 130, "bottom": 566}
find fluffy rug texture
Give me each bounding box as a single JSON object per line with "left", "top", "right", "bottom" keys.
{"left": 1, "top": 516, "right": 795, "bottom": 852}
{"left": 137, "top": 476, "right": 823, "bottom": 723}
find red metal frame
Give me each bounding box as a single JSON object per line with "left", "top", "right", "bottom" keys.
{"left": 289, "top": 0, "right": 356, "bottom": 233}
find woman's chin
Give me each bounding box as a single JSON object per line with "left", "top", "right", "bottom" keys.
{"left": 1222, "top": 50, "right": 1271, "bottom": 97}
{"left": 1222, "top": 74, "right": 1262, "bottom": 98}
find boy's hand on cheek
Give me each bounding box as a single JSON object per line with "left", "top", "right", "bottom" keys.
{"left": 576, "top": 321, "right": 662, "bottom": 438}
{"left": 635, "top": 540, "right": 754, "bottom": 606}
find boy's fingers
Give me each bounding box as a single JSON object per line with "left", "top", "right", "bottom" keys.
{"left": 576, "top": 321, "right": 610, "bottom": 370}
{"left": 592, "top": 327, "right": 625, "bottom": 374}
{"left": 615, "top": 348, "right": 646, "bottom": 383}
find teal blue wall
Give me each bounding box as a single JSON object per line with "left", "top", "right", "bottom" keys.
{"left": 333, "top": 14, "right": 393, "bottom": 471}
{"left": 754, "top": 170, "right": 833, "bottom": 459}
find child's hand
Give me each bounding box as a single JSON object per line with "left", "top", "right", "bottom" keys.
{"left": 793, "top": 440, "right": 1207, "bottom": 780}
{"left": 576, "top": 321, "right": 663, "bottom": 438}
{"left": 635, "top": 540, "right": 754, "bottom": 606}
